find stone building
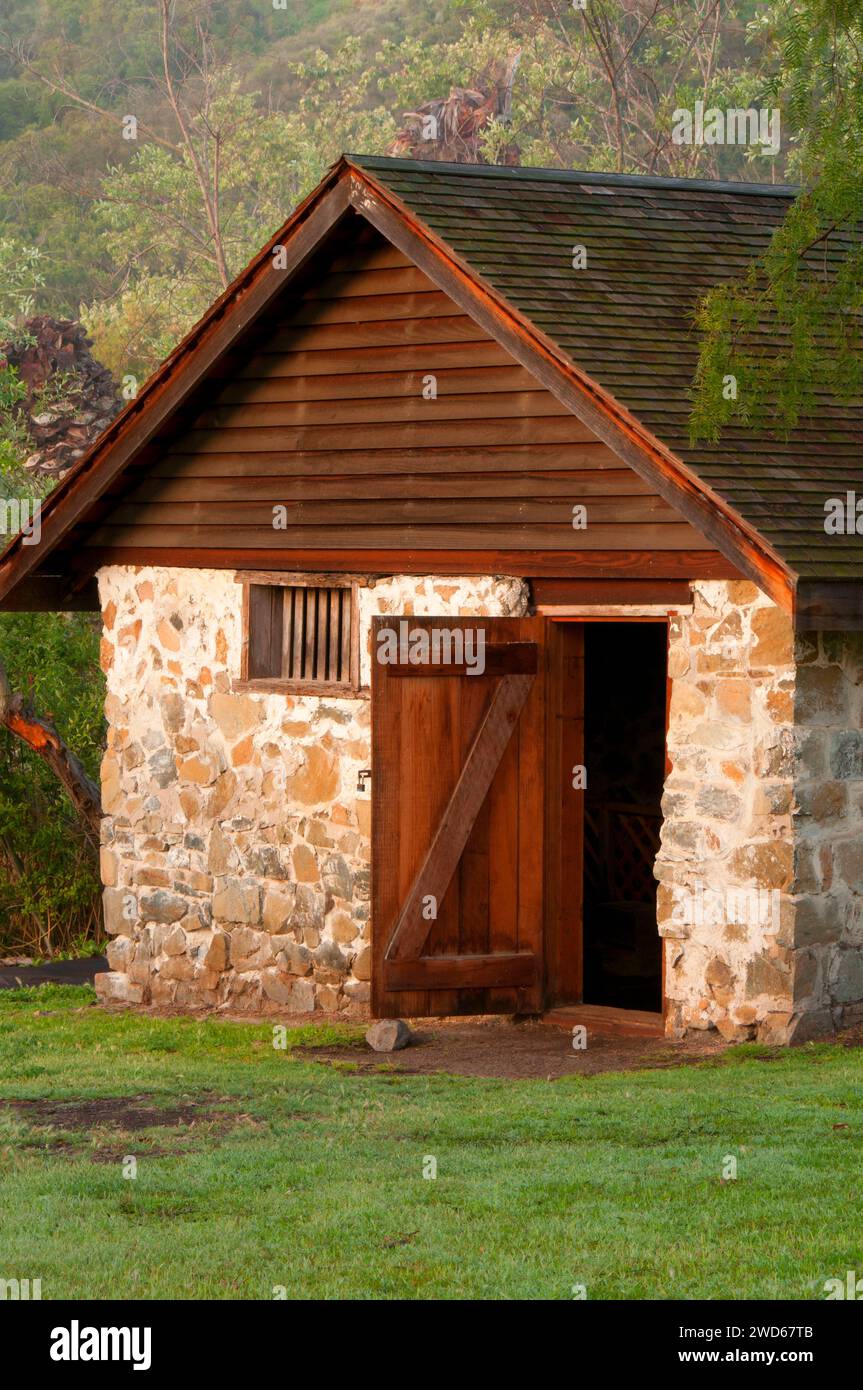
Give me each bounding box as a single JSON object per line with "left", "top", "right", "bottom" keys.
{"left": 1, "top": 157, "right": 861, "bottom": 1042}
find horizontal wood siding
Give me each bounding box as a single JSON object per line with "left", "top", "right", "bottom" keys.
{"left": 79, "top": 225, "right": 719, "bottom": 564}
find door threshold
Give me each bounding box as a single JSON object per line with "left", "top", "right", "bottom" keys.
{"left": 542, "top": 1003, "right": 664, "bottom": 1039}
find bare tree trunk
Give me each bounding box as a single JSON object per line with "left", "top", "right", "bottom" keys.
{"left": 159, "top": 0, "right": 230, "bottom": 290}
{"left": 0, "top": 658, "right": 102, "bottom": 850}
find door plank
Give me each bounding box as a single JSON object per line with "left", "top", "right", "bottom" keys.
{"left": 385, "top": 669, "right": 535, "bottom": 963}
{"left": 384, "top": 953, "right": 536, "bottom": 990}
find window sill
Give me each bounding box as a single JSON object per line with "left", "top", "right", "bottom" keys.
{"left": 232, "top": 678, "right": 370, "bottom": 699}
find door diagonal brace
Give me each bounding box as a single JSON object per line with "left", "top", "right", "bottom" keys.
{"left": 385, "top": 668, "right": 535, "bottom": 963}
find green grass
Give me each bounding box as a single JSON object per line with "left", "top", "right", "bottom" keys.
{"left": 0, "top": 985, "right": 861, "bottom": 1299}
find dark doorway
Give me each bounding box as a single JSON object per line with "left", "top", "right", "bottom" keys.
{"left": 582, "top": 622, "right": 666, "bottom": 1012}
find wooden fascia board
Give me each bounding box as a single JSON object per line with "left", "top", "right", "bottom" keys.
{"left": 345, "top": 164, "right": 796, "bottom": 612}
{"left": 69, "top": 547, "right": 742, "bottom": 580}
{"left": 0, "top": 172, "right": 352, "bottom": 604}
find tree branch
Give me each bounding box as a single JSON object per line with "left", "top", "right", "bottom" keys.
{"left": 0, "top": 657, "right": 102, "bottom": 850}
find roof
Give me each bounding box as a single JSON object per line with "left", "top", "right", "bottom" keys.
{"left": 0, "top": 154, "right": 860, "bottom": 626}
{"left": 350, "top": 157, "right": 860, "bottom": 585}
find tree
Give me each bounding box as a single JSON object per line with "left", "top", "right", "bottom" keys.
{"left": 691, "top": 0, "right": 863, "bottom": 440}
{"left": 0, "top": 235, "right": 103, "bottom": 953}
{"left": 381, "top": 2, "right": 775, "bottom": 178}
{"left": 0, "top": 654, "right": 101, "bottom": 848}
{"left": 0, "top": 612, "right": 105, "bottom": 956}
{"left": 0, "top": 236, "right": 45, "bottom": 488}
{"left": 0, "top": 233, "right": 44, "bottom": 336}
{"left": 82, "top": 42, "right": 396, "bottom": 378}
{"left": 1, "top": 8, "right": 397, "bottom": 378}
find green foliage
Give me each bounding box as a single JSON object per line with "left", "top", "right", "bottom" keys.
{"left": 0, "top": 243, "right": 44, "bottom": 489}
{"left": 0, "top": 233, "right": 44, "bottom": 338}
{"left": 0, "top": 357, "right": 71, "bottom": 497}
{"left": 0, "top": 610, "right": 105, "bottom": 954}
{"left": 82, "top": 46, "right": 397, "bottom": 378}
{"left": 0, "top": 119, "right": 120, "bottom": 316}
{"left": 0, "top": 361, "right": 32, "bottom": 492}
{"left": 0, "top": 75, "right": 40, "bottom": 141}
{"left": 692, "top": 0, "right": 863, "bottom": 440}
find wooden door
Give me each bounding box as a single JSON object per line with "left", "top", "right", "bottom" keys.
{"left": 371, "top": 616, "right": 546, "bottom": 1018}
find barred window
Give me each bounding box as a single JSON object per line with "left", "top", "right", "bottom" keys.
{"left": 236, "top": 574, "right": 362, "bottom": 694}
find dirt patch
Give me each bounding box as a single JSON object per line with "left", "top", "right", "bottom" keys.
{"left": 0, "top": 1091, "right": 259, "bottom": 1162}
{"left": 3, "top": 1094, "right": 209, "bottom": 1129}
{"left": 93, "top": 1003, "right": 732, "bottom": 1078}
{"left": 307, "top": 1016, "right": 729, "bottom": 1080}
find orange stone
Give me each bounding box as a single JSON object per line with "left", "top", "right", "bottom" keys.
{"left": 157, "top": 619, "right": 181, "bottom": 652}
{"left": 721, "top": 760, "right": 746, "bottom": 785}
{"left": 179, "top": 787, "right": 201, "bottom": 820}
{"left": 208, "top": 769, "right": 237, "bottom": 819}
{"left": 177, "top": 755, "right": 214, "bottom": 785}
{"left": 287, "top": 745, "right": 339, "bottom": 805}
{"left": 725, "top": 581, "right": 760, "bottom": 606}
{"left": 715, "top": 679, "right": 751, "bottom": 721}
{"left": 231, "top": 734, "right": 256, "bottom": 767}
{"left": 766, "top": 688, "right": 793, "bottom": 723}
{"left": 281, "top": 720, "right": 312, "bottom": 737}
{"left": 292, "top": 843, "right": 319, "bottom": 882}
{"left": 750, "top": 605, "right": 793, "bottom": 667}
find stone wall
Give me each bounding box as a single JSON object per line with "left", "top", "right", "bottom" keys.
{"left": 656, "top": 580, "right": 863, "bottom": 1043}
{"left": 94, "top": 567, "right": 528, "bottom": 1014}
{"left": 94, "top": 566, "right": 863, "bottom": 1040}
{"left": 656, "top": 580, "right": 797, "bottom": 1042}
{"left": 791, "top": 630, "right": 863, "bottom": 1037}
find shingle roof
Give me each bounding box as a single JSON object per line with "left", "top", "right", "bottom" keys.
{"left": 349, "top": 156, "right": 863, "bottom": 581}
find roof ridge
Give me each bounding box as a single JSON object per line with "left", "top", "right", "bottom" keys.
{"left": 345, "top": 153, "right": 798, "bottom": 198}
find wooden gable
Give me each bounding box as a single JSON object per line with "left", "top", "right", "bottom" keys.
{"left": 52, "top": 217, "right": 727, "bottom": 582}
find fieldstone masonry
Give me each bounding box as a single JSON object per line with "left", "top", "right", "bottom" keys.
{"left": 656, "top": 580, "right": 863, "bottom": 1043}
{"left": 94, "top": 567, "right": 863, "bottom": 1042}
{"left": 94, "top": 566, "right": 528, "bottom": 1016}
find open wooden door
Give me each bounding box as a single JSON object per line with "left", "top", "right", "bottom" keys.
{"left": 371, "top": 616, "right": 546, "bottom": 1018}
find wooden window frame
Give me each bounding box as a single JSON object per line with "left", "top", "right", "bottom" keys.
{"left": 233, "top": 571, "right": 368, "bottom": 698}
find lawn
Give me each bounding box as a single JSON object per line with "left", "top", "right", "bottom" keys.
{"left": 0, "top": 985, "right": 861, "bottom": 1300}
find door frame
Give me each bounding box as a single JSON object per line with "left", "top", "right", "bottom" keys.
{"left": 369, "top": 610, "right": 673, "bottom": 1021}
{"left": 543, "top": 614, "right": 671, "bottom": 1019}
